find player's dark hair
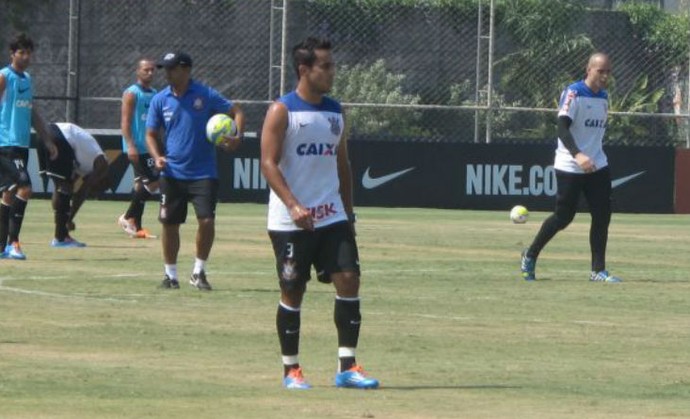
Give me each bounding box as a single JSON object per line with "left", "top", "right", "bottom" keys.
{"left": 292, "top": 37, "right": 332, "bottom": 80}
{"left": 9, "top": 33, "right": 34, "bottom": 53}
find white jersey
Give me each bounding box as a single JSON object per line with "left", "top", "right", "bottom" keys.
{"left": 554, "top": 80, "right": 609, "bottom": 173}
{"left": 55, "top": 123, "right": 104, "bottom": 176}
{"left": 267, "top": 91, "right": 347, "bottom": 231}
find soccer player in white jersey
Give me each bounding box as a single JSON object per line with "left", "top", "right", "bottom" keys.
{"left": 261, "top": 37, "right": 379, "bottom": 390}
{"left": 521, "top": 53, "right": 622, "bottom": 283}
{"left": 37, "top": 123, "right": 109, "bottom": 247}
{"left": 0, "top": 33, "right": 57, "bottom": 259}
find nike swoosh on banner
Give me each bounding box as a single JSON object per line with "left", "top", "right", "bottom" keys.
{"left": 362, "top": 167, "right": 415, "bottom": 189}
{"left": 611, "top": 171, "right": 646, "bottom": 189}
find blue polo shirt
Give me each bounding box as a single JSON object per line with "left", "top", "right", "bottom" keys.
{"left": 146, "top": 79, "right": 232, "bottom": 179}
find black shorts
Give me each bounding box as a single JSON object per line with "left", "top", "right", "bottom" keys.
{"left": 131, "top": 153, "right": 160, "bottom": 185}
{"left": 158, "top": 177, "right": 218, "bottom": 224}
{"left": 38, "top": 124, "right": 75, "bottom": 181}
{"left": 268, "top": 221, "right": 360, "bottom": 291}
{"left": 0, "top": 147, "right": 31, "bottom": 192}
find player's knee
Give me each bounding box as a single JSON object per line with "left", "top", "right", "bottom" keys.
{"left": 16, "top": 186, "right": 31, "bottom": 200}
{"left": 280, "top": 279, "right": 306, "bottom": 296}
{"left": 332, "top": 271, "right": 360, "bottom": 296}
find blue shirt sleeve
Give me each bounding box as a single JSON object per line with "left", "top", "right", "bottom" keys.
{"left": 207, "top": 87, "right": 233, "bottom": 114}
{"left": 146, "top": 94, "right": 163, "bottom": 130}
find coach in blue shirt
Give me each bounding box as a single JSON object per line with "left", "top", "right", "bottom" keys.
{"left": 146, "top": 51, "right": 244, "bottom": 291}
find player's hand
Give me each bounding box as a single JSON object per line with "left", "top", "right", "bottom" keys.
{"left": 217, "top": 135, "right": 242, "bottom": 152}
{"left": 127, "top": 149, "right": 139, "bottom": 164}
{"left": 575, "top": 152, "right": 596, "bottom": 173}
{"left": 154, "top": 156, "right": 167, "bottom": 170}
{"left": 290, "top": 204, "right": 314, "bottom": 231}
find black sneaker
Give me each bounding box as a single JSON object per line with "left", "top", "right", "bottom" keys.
{"left": 190, "top": 271, "right": 212, "bottom": 291}
{"left": 160, "top": 275, "right": 180, "bottom": 289}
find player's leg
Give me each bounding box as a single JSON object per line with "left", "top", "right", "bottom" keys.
{"left": 51, "top": 180, "right": 74, "bottom": 243}
{"left": 158, "top": 177, "right": 186, "bottom": 289}
{"left": 0, "top": 150, "right": 18, "bottom": 255}
{"left": 322, "top": 222, "right": 379, "bottom": 389}
{"left": 522, "top": 170, "right": 582, "bottom": 280}
{"left": 6, "top": 148, "right": 32, "bottom": 259}
{"left": 269, "top": 229, "right": 314, "bottom": 389}
{"left": 123, "top": 154, "right": 159, "bottom": 237}
{"left": 188, "top": 179, "right": 218, "bottom": 291}
{"left": 583, "top": 167, "right": 620, "bottom": 282}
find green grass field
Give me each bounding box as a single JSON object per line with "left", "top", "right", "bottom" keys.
{"left": 1, "top": 200, "right": 689, "bottom": 418}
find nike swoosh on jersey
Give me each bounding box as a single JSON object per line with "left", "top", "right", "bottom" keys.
{"left": 362, "top": 167, "right": 415, "bottom": 189}
{"left": 18, "top": 87, "right": 30, "bottom": 93}
{"left": 611, "top": 171, "right": 646, "bottom": 188}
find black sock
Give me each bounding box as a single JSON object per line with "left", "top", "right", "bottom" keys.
{"left": 8, "top": 196, "right": 27, "bottom": 244}
{"left": 125, "top": 187, "right": 151, "bottom": 231}
{"left": 0, "top": 203, "right": 10, "bottom": 249}
{"left": 53, "top": 192, "right": 71, "bottom": 241}
{"left": 277, "top": 303, "right": 301, "bottom": 374}
{"left": 334, "top": 297, "right": 361, "bottom": 371}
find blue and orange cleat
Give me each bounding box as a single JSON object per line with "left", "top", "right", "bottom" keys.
{"left": 334, "top": 365, "right": 379, "bottom": 389}
{"left": 6, "top": 242, "right": 26, "bottom": 260}
{"left": 283, "top": 367, "right": 312, "bottom": 390}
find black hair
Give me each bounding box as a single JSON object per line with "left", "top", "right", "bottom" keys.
{"left": 292, "top": 37, "right": 332, "bottom": 80}
{"left": 9, "top": 33, "right": 34, "bottom": 53}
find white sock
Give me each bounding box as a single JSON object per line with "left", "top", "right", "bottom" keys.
{"left": 193, "top": 258, "right": 206, "bottom": 275}
{"left": 164, "top": 264, "right": 177, "bottom": 279}
{"left": 282, "top": 355, "right": 299, "bottom": 367}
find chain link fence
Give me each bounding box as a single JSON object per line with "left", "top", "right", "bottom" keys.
{"left": 1, "top": 0, "right": 688, "bottom": 146}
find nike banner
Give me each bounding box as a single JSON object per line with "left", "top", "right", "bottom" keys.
{"left": 348, "top": 141, "right": 675, "bottom": 213}
{"left": 31, "top": 135, "right": 675, "bottom": 213}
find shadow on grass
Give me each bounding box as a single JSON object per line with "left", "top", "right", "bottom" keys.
{"left": 379, "top": 384, "right": 520, "bottom": 391}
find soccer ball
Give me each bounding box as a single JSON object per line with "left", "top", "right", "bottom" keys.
{"left": 510, "top": 205, "right": 529, "bottom": 224}
{"left": 206, "top": 114, "right": 237, "bottom": 145}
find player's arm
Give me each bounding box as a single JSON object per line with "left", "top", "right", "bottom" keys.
{"left": 120, "top": 91, "right": 139, "bottom": 162}
{"left": 228, "top": 103, "right": 245, "bottom": 138}
{"left": 558, "top": 116, "right": 595, "bottom": 173}
{"left": 145, "top": 99, "right": 165, "bottom": 170}
{"left": 0, "top": 73, "right": 5, "bottom": 101}
{"left": 337, "top": 110, "right": 355, "bottom": 221}
{"left": 31, "top": 108, "right": 58, "bottom": 160}
{"left": 145, "top": 128, "right": 165, "bottom": 170}
{"left": 216, "top": 103, "right": 244, "bottom": 153}
{"left": 69, "top": 155, "right": 109, "bottom": 223}
{"left": 260, "top": 101, "right": 313, "bottom": 231}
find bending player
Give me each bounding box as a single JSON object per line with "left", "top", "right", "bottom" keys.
{"left": 38, "top": 123, "right": 109, "bottom": 247}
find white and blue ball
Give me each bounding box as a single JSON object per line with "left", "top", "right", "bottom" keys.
{"left": 510, "top": 205, "right": 529, "bottom": 224}
{"left": 206, "top": 114, "right": 238, "bottom": 145}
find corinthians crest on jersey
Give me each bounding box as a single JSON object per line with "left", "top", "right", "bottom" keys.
{"left": 328, "top": 116, "right": 341, "bottom": 136}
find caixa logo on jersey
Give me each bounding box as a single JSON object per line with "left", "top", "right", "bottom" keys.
{"left": 466, "top": 164, "right": 557, "bottom": 196}
{"left": 296, "top": 143, "right": 338, "bottom": 156}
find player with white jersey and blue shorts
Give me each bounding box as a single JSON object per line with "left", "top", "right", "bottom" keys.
{"left": 261, "top": 37, "right": 379, "bottom": 390}
{"left": 145, "top": 51, "right": 244, "bottom": 291}
{"left": 521, "top": 53, "right": 622, "bottom": 283}
{"left": 119, "top": 58, "right": 159, "bottom": 239}
{"left": 0, "top": 33, "right": 57, "bottom": 259}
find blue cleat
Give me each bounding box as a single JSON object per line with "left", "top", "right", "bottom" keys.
{"left": 334, "top": 365, "right": 379, "bottom": 389}
{"left": 283, "top": 367, "right": 312, "bottom": 390}
{"left": 590, "top": 270, "right": 622, "bottom": 283}
{"left": 521, "top": 249, "right": 536, "bottom": 281}
{"left": 6, "top": 242, "right": 26, "bottom": 260}
{"left": 51, "top": 236, "right": 87, "bottom": 248}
